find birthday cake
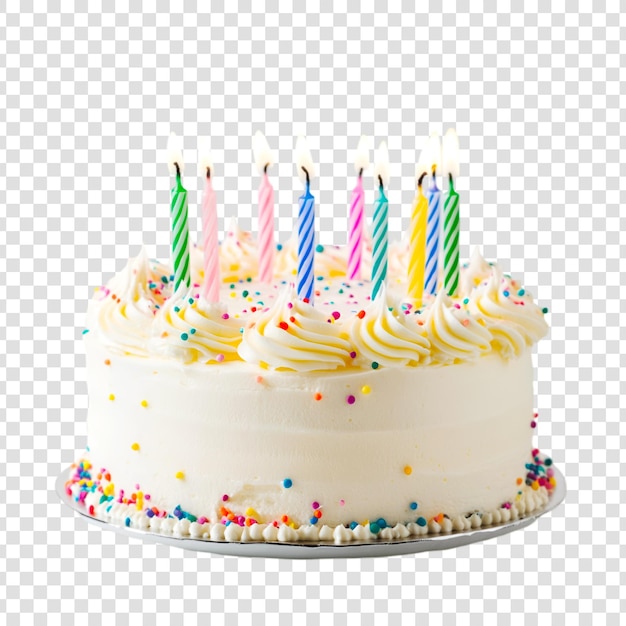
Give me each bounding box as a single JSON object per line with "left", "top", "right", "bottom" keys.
{"left": 67, "top": 132, "right": 555, "bottom": 544}
{"left": 68, "top": 234, "right": 554, "bottom": 544}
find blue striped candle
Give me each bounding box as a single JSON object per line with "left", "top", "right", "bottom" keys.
{"left": 424, "top": 173, "right": 441, "bottom": 296}
{"left": 371, "top": 181, "right": 389, "bottom": 300}
{"left": 297, "top": 180, "right": 315, "bottom": 303}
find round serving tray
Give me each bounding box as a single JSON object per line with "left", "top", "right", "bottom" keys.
{"left": 57, "top": 466, "right": 565, "bottom": 559}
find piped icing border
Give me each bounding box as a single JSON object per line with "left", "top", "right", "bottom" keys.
{"left": 66, "top": 450, "right": 556, "bottom": 545}
{"left": 85, "top": 241, "right": 549, "bottom": 371}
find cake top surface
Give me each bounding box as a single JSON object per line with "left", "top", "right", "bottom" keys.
{"left": 85, "top": 223, "right": 549, "bottom": 371}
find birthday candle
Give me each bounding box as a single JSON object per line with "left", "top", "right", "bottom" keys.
{"left": 253, "top": 131, "right": 276, "bottom": 283}
{"left": 198, "top": 139, "right": 220, "bottom": 302}
{"left": 424, "top": 132, "right": 442, "bottom": 296}
{"left": 348, "top": 135, "right": 370, "bottom": 281}
{"left": 407, "top": 165, "right": 429, "bottom": 305}
{"left": 371, "top": 141, "right": 390, "bottom": 301}
{"left": 166, "top": 133, "right": 191, "bottom": 292}
{"left": 443, "top": 129, "right": 460, "bottom": 296}
{"left": 295, "top": 135, "right": 316, "bottom": 303}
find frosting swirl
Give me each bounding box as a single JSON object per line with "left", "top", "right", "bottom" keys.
{"left": 219, "top": 219, "right": 259, "bottom": 282}
{"left": 468, "top": 265, "right": 549, "bottom": 354}
{"left": 238, "top": 287, "right": 353, "bottom": 372}
{"left": 424, "top": 291, "right": 493, "bottom": 364}
{"left": 89, "top": 248, "right": 160, "bottom": 356}
{"left": 349, "top": 288, "right": 430, "bottom": 367}
{"left": 315, "top": 244, "right": 347, "bottom": 278}
{"left": 459, "top": 247, "right": 492, "bottom": 296}
{"left": 152, "top": 291, "right": 243, "bottom": 363}
{"left": 273, "top": 238, "right": 298, "bottom": 280}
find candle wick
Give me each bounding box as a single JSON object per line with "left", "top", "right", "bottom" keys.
{"left": 206, "top": 167, "right": 211, "bottom": 179}
{"left": 359, "top": 168, "right": 363, "bottom": 178}
{"left": 301, "top": 166, "right": 310, "bottom": 185}
{"left": 418, "top": 172, "right": 428, "bottom": 187}
{"left": 174, "top": 162, "right": 181, "bottom": 178}
{"left": 264, "top": 163, "right": 269, "bottom": 175}
{"left": 432, "top": 165, "right": 437, "bottom": 178}
{"left": 448, "top": 172, "right": 453, "bottom": 186}
{"left": 378, "top": 175, "right": 383, "bottom": 189}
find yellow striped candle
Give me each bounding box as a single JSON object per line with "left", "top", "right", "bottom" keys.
{"left": 407, "top": 172, "right": 428, "bottom": 305}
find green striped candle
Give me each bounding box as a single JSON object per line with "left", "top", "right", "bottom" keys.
{"left": 167, "top": 133, "right": 191, "bottom": 292}
{"left": 443, "top": 129, "right": 460, "bottom": 296}
{"left": 443, "top": 175, "right": 460, "bottom": 295}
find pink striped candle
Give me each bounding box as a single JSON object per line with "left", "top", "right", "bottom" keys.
{"left": 253, "top": 131, "right": 276, "bottom": 283}
{"left": 348, "top": 135, "right": 370, "bottom": 281}
{"left": 199, "top": 145, "right": 220, "bottom": 302}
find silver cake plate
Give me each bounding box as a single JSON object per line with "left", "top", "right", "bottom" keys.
{"left": 56, "top": 466, "right": 565, "bottom": 559}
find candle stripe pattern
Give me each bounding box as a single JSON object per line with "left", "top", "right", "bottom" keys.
{"left": 171, "top": 176, "right": 191, "bottom": 292}
{"left": 407, "top": 185, "right": 428, "bottom": 304}
{"left": 371, "top": 185, "right": 389, "bottom": 301}
{"left": 297, "top": 185, "right": 315, "bottom": 302}
{"left": 424, "top": 179, "right": 441, "bottom": 296}
{"left": 347, "top": 177, "right": 365, "bottom": 281}
{"left": 201, "top": 176, "right": 220, "bottom": 302}
{"left": 258, "top": 173, "right": 275, "bottom": 283}
{"left": 443, "top": 181, "right": 460, "bottom": 296}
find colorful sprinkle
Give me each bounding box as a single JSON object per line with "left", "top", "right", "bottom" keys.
{"left": 410, "top": 502, "right": 418, "bottom": 510}
{"left": 175, "top": 471, "right": 185, "bottom": 480}
{"left": 282, "top": 478, "right": 293, "bottom": 489}
{"left": 314, "top": 392, "right": 322, "bottom": 401}
{"left": 357, "top": 310, "right": 366, "bottom": 319}
{"left": 315, "top": 244, "right": 324, "bottom": 253}
{"left": 369, "top": 522, "right": 380, "bottom": 534}
{"left": 371, "top": 362, "right": 379, "bottom": 369}
{"left": 131, "top": 443, "right": 140, "bottom": 451}
{"left": 311, "top": 501, "right": 320, "bottom": 509}
{"left": 404, "top": 465, "right": 413, "bottom": 475}
{"left": 104, "top": 359, "right": 111, "bottom": 366}
{"left": 416, "top": 517, "right": 427, "bottom": 527}
{"left": 331, "top": 311, "right": 340, "bottom": 320}
{"left": 180, "top": 332, "right": 189, "bottom": 341}
{"left": 216, "top": 354, "right": 225, "bottom": 363}
{"left": 346, "top": 395, "right": 356, "bottom": 405}
{"left": 278, "top": 321, "right": 289, "bottom": 331}
{"left": 361, "top": 385, "right": 371, "bottom": 395}
{"left": 141, "top": 400, "right": 148, "bottom": 408}
{"left": 349, "top": 351, "right": 357, "bottom": 359}
{"left": 222, "top": 494, "right": 229, "bottom": 502}
{"left": 108, "top": 394, "right": 115, "bottom": 401}
{"left": 542, "top": 307, "right": 549, "bottom": 314}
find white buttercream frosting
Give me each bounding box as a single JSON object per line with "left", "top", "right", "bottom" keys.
{"left": 237, "top": 286, "right": 353, "bottom": 372}
{"left": 349, "top": 287, "right": 430, "bottom": 367}
{"left": 151, "top": 290, "right": 242, "bottom": 363}
{"left": 424, "top": 290, "right": 493, "bottom": 364}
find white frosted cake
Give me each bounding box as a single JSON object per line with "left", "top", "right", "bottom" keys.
{"left": 68, "top": 227, "right": 555, "bottom": 543}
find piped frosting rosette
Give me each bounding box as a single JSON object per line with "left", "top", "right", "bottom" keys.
{"left": 459, "top": 247, "right": 493, "bottom": 297}
{"left": 349, "top": 287, "right": 430, "bottom": 367}
{"left": 423, "top": 290, "right": 493, "bottom": 364}
{"left": 315, "top": 243, "right": 348, "bottom": 278}
{"left": 151, "top": 290, "right": 243, "bottom": 364}
{"left": 89, "top": 248, "right": 163, "bottom": 357}
{"left": 273, "top": 238, "right": 298, "bottom": 279}
{"left": 219, "top": 219, "right": 259, "bottom": 282}
{"left": 467, "top": 265, "right": 549, "bottom": 357}
{"left": 238, "top": 286, "right": 353, "bottom": 372}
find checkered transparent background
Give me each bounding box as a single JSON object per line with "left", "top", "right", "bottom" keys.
{"left": 1, "top": 1, "right": 624, "bottom": 623}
